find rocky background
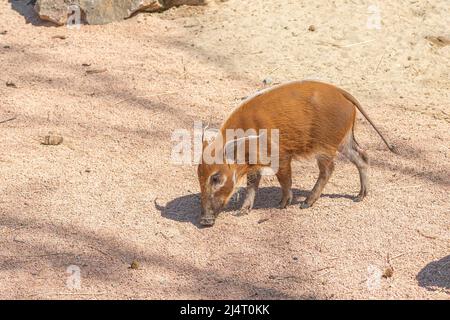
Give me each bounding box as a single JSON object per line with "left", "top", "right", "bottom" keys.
{"left": 34, "top": 0, "right": 213, "bottom": 25}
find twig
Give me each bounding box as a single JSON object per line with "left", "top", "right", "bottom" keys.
{"left": 269, "top": 275, "right": 301, "bottom": 281}
{"left": 313, "top": 265, "right": 335, "bottom": 273}
{"left": 88, "top": 245, "right": 115, "bottom": 260}
{"left": 417, "top": 229, "right": 437, "bottom": 240}
{"left": 381, "top": 184, "right": 425, "bottom": 191}
{"left": 0, "top": 252, "right": 70, "bottom": 261}
{"left": 318, "top": 270, "right": 332, "bottom": 277}
{"left": 267, "top": 66, "right": 280, "bottom": 75}
{"left": 316, "top": 39, "right": 376, "bottom": 48}
{"left": 375, "top": 51, "right": 385, "bottom": 73}
{"left": 53, "top": 292, "right": 108, "bottom": 296}
{"left": 181, "top": 56, "right": 187, "bottom": 81}
{"left": 27, "top": 291, "right": 108, "bottom": 297}
{"left": 0, "top": 116, "right": 16, "bottom": 124}
{"left": 387, "top": 172, "right": 420, "bottom": 185}
{"left": 391, "top": 252, "right": 408, "bottom": 261}
{"left": 340, "top": 39, "right": 376, "bottom": 48}
{"left": 85, "top": 68, "right": 107, "bottom": 75}
{"left": 114, "top": 92, "right": 177, "bottom": 106}
{"left": 328, "top": 257, "right": 339, "bottom": 261}
{"left": 316, "top": 40, "right": 341, "bottom": 48}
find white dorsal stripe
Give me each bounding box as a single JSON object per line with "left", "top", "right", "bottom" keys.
{"left": 224, "top": 80, "right": 311, "bottom": 124}
{"left": 223, "top": 134, "right": 261, "bottom": 162}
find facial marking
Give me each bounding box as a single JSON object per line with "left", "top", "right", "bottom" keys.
{"left": 212, "top": 175, "right": 227, "bottom": 194}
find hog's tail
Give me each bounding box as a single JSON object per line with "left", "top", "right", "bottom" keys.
{"left": 339, "top": 88, "right": 397, "bottom": 154}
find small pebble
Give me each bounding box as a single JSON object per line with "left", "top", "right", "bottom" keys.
{"left": 41, "top": 135, "right": 63, "bottom": 146}
{"left": 130, "top": 260, "right": 140, "bottom": 270}
{"left": 382, "top": 266, "right": 394, "bottom": 278}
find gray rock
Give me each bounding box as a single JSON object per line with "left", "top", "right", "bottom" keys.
{"left": 34, "top": 0, "right": 208, "bottom": 25}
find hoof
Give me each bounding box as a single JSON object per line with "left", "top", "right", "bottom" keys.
{"left": 353, "top": 191, "right": 367, "bottom": 202}
{"left": 299, "top": 201, "right": 311, "bottom": 209}
{"left": 278, "top": 200, "right": 291, "bottom": 209}
{"left": 236, "top": 207, "right": 250, "bottom": 216}
{"left": 279, "top": 195, "right": 293, "bottom": 209}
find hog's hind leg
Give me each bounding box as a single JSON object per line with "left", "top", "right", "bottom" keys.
{"left": 340, "top": 139, "right": 369, "bottom": 202}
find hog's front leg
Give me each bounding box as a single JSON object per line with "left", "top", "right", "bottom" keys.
{"left": 239, "top": 171, "right": 262, "bottom": 215}
{"left": 276, "top": 159, "right": 293, "bottom": 209}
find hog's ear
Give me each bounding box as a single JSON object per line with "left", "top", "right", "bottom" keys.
{"left": 203, "top": 128, "right": 219, "bottom": 144}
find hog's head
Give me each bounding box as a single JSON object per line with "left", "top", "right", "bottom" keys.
{"left": 198, "top": 149, "right": 249, "bottom": 227}
{"left": 197, "top": 130, "right": 271, "bottom": 226}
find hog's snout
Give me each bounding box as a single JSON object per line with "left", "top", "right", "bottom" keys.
{"left": 199, "top": 205, "right": 217, "bottom": 227}
{"left": 199, "top": 216, "right": 216, "bottom": 227}
{"left": 199, "top": 195, "right": 225, "bottom": 227}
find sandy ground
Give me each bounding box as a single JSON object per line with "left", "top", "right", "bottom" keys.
{"left": 0, "top": 0, "right": 449, "bottom": 299}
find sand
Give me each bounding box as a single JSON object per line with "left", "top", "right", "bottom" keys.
{"left": 0, "top": 0, "right": 449, "bottom": 299}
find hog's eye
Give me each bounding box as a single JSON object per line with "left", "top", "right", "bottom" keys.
{"left": 210, "top": 173, "right": 221, "bottom": 185}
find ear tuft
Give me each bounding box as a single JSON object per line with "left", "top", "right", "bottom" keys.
{"left": 203, "top": 128, "right": 219, "bottom": 144}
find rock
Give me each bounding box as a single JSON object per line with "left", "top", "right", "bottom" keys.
{"left": 165, "top": 0, "right": 208, "bottom": 6}
{"left": 41, "top": 135, "right": 64, "bottom": 145}
{"left": 130, "top": 260, "right": 140, "bottom": 270}
{"left": 34, "top": 0, "right": 69, "bottom": 25}
{"left": 382, "top": 266, "right": 394, "bottom": 278}
{"left": 35, "top": 0, "right": 209, "bottom": 25}
{"left": 308, "top": 25, "right": 316, "bottom": 32}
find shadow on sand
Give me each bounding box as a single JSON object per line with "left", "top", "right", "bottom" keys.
{"left": 417, "top": 255, "right": 450, "bottom": 293}
{"left": 8, "top": 0, "right": 56, "bottom": 26}
{"left": 156, "top": 186, "right": 357, "bottom": 228}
